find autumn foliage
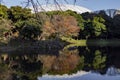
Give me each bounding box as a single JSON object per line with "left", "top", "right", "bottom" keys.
{"left": 42, "top": 15, "right": 80, "bottom": 39}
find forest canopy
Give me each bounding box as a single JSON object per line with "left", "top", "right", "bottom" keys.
{"left": 0, "top": 4, "right": 120, "bottom": 43}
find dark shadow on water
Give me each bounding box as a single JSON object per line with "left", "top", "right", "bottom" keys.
{"left": 0, "top": 39, "right": 120, "bottom": 79}
{"left": 87, "top": 39, "right": 120, "bottom": 47}
{"left": 0, "top": 46, "right": 81, "bottom": 79}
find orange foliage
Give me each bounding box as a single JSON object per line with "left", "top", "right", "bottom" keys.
{"left": 51, "top": 49, "right": 80, "bottom": 74}
{"left": 42, "top": 15, "right": 80, "bottom": 38}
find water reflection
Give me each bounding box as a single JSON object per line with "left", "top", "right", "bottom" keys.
{"left": 40, "top": 49, "right": 80, "bottom": 74}
{"left": 0, "top": 40, "right": 120, "bottom": 79}
{"left": 0, "top": 53, "right": 43, "bottom": 80}
{"left": 0, "top": 48, "right": 82, "bottom": 80}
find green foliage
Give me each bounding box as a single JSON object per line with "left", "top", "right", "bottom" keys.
{"left": 0, "top": 4, "right": 8, "bottom": 18}
{"left": 61, "top": 36, "right": 86, "bottom": 46}
{"left": 93, "top": 17, "right": 106, "bottom": 36}
{"left": 14, "top": 20, "right": 25, "bottom": 30}
{"left": 19, "top": 18, "right": 42, "bottom": 40}
{"left": 77, "top": 56, "right": 85, "bottom": 70}
{"left": 0, "top": 19, "right": 13, "bottom": 42}
{"left": 93, "top": 50, "right": 106, "bottom": 70}
{"left": 81, "top": 11, "right": 120, "bottom": 39}
{"left": 82, "top": 16, "right": 106, "bottom": 38}
{"left": 83, "top": 20, "right": 94, "bottom": 38}
{"left": 1, "top": 4, "right": 120, "bottom": 40}
{"left": 45, "top": 11, "right": 63, "bottom": 16}
{"left": 8, "top": 6, "right": 32, "bottom": 22}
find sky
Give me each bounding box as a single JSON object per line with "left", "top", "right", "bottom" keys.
{"left": 1, "top": 0, "right": 120, "bottom": 11}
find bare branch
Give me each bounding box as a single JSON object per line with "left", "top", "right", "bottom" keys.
{"left": 64, "top": 0, "right": 69, "bottom": 4}
{"left": 24, "top": 0, "right": 31, "bottom": 8}
{"left": 74, "top": 0, "right": 77, "bottom": 5}
{"left": 36, "top": 0, "right": 45, "bottom": 12}
{"left": 0, "top": 0, "right": 78, "bottom": 20}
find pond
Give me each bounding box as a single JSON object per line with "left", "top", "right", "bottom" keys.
{"left": 0, "top": 39, "right": 120, "bottom": 80}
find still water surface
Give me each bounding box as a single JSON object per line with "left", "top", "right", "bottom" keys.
{"left": 0, "top": 40, "right": 120, "bottom": 80}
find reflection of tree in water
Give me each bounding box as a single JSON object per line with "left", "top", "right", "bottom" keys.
{"left": 0, "top": 48, "right": 83, "bottom": 79}
{"left": 106, "top": 47, "right": 120, "bottom": 68}
{"left": 78, "top": 47, "right": 107, "bottom": 73}
{"left": 37, "top": 49, "right": 83, "bottom": 74}
{"left": 1, "top": 45, "right": 119, "bottom": 79}
{"left": 49, "top": 49, "right": 81, "bottom": 74}
{"left": 0, "top": 54, "right": 43, "bottom": 80}
{"left": 78, "top": 46, "right": 120, "bottom": 74}
{"left": 94, "top": 47, "right": 120, "bottom": 69}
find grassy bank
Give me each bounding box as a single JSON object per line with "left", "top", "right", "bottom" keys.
{"left": 60, "top": 36, "right": 87, "bottom": 50}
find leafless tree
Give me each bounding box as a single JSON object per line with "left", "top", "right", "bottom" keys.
{"left": 23, "top": 0, "right": 77, "bottom": 15}
{"left": 1, "top": 0, "right": 77, "bottom": 9}
{"left": 23, "top": 0, "right": 78, "bottom": 20}
{"left": 0, "top": 0, "right": 78, "bottom": 20}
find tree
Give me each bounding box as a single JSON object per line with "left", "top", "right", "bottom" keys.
{"left": 19, "top": 18, "right": 42, "bottom": 40}
{"left": 50, "top": 49, "right": 80, "bottom": 74}
{"left": 81, "top": 16, "right": 106, "bottom": 39}
{"left": 98, "top": 10, "right": 113, "bottom": 39}
{"left": 0, "top": 54, "right": 42, "bottom": 80}
{"left": 81, "top": 12, "right": 97, "bottom": 21}
{"left": 112, "top": 14, "right": 120, "bottom": 38}
{"left": 93, "top": 50, "right": 106, "bottom": 70}
{"left": 7, "top": 6, "right": 32, "bottom": 22}
{"left": 42, "top": 15, "right": 80, "bottom": 39}
{"left": 92, "top": 17, "right": 106, "bottom": 36}
{"left": 0, "top": 4, "right": 8, "bottom": 18}
{"left": 0, "top": 19, "right": 13, "bottom": 41}
{"left": 45, "top": 10, "right": 84, "bottom": 32}
{"left": 1, "top": 0, "right": 78, "bottom": 12}
{"left": 64, "top": 10, "right": 84, "bottom": 30}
